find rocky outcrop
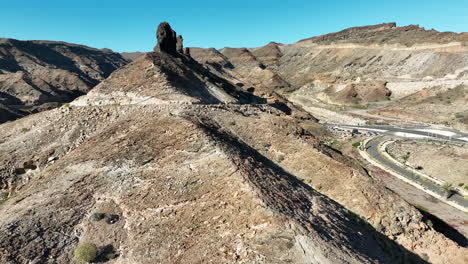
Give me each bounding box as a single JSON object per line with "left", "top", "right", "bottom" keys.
{"left": 176, "top": 35, "right": 184, "bottom": 53}
{"left": 153, "top": 22, "right": 191, "bottom": 58}
{"left": 153, "top": 22, "right": 178, "bottom": 55}
{"left": 72, "top": 24, "right": 264, "bottom": 107}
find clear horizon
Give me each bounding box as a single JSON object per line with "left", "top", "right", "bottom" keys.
{"left": 1, "top": 0, "right": 467, "bottom": 52}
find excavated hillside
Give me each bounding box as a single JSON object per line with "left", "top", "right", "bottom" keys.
{"left": 0, "top": 38, "right": 128, "bottom": 123}
{"left": 191, "top": 23, "right": 468, "bottom": 129}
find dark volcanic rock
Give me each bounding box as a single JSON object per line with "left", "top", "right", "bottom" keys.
{"left": 176, "top": 35, "right": 184, "bottom": 53}
{"left": 153, "top": 22, "right": 177, "bottom": 55}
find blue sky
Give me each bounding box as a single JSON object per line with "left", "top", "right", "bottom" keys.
{"left": 1, "top": 0, "right": 466, "bottom": 52}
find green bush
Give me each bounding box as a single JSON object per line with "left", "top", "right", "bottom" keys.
{"left": 352, "top": 141, "right": 361, "bottom": 148}
{"left": 277, "top": 154, "right": 285, "bottom": 162}
{"left": 74, "top": 242, "right": 98, "bottom": 263}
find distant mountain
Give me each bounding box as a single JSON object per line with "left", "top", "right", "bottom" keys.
{"left": 0, "top": 38, "right": 128, "bottom": 123}
{"left": 191, "top": 23, "right": 468, "bottom": 130}
{"left": 120, "top": 51, "right": 145, "bottom": 62}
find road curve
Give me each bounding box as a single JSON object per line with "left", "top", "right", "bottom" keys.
{"left": 326, "top": 123, "right": 468, "bottom": 144}
{"left": 365, "top": 137, "right": 468, "bottom": 210}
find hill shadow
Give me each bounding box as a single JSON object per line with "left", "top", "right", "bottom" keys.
{"left": 192, "top": 115, "right": 429, "bottom": 264}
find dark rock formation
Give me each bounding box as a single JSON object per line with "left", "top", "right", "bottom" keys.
{"left": 176, "top": 35, "right": 184, "bottom": 53}
{"left": 184, "top": 47, "right": 190, "bottom": 56}
{"left": 153, "top": 22, "right": 177, "bottom": 55}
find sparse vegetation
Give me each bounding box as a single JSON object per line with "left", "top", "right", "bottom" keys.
{"left": 350, "top": 104, "right": 369, "bottom": 109}
{"left": 74, "top": 242, "right": 98, "bottom": 263}
{"left": 20, "top": 128, "right": 30, "bottom": 133}
{"left": 62, "top": 103, "right": 70, "bottom": 108}
{"left": 277, "top": 154, "right": 285, "bottom": 163}
{"left": 420, "top": 253, "right": 430, "bottom": 261}
{"left": 441, "top": 183, "right": 457, "bottom": 198}
{"left": 90, "top": 213, "right": 106, "bottom": 222}
{"left": 401, "top": 152, "right": 410, "bottom": 163}
{"left": 352, "top": 141, "right": 361, "bottom": 148}
{"left": 415, "top": 205, "right": 428, "bottom": 212}
{"left": 0, "top": 192, "right": 9, "bottom": 205}
{"left": 329, "top": 140, "right": 342, "bottom": 151}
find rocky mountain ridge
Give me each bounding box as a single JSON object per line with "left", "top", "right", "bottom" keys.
{"left": 0, "top": 38, "right": 128, "bottom": 123}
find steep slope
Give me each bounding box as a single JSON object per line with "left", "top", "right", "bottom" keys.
{"left": 0, "top": 38, "right": 128, "bottom": 122}
{"left": 72, "top": 51, "right": 260, "bottom": 106}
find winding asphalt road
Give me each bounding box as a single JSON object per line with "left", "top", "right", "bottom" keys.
{"left": 366, "top": 137, "right": 468, "bottom": 208}
{"left": 327, "top": 124, "right": 468, "bottom": 144}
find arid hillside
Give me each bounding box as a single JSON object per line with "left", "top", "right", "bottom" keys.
{"left": 0, "top": 38, "right": 128, "bottom": 123}
{"left": 0, "top": 22, "right": 466, "bottom": 264}
{"left": 191, "top": 23, "right": 468, "bottom": 129}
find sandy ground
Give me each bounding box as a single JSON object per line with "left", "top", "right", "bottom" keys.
{"left": 387, "top": 140, "right": 468, "bottom": 187}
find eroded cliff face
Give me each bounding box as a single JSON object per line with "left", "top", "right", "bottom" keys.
{"left": 0, "top": 38, "right": 128, "bottom": 123}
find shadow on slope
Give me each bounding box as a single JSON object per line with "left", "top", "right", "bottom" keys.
{"left": 417, "top": 208, "right": 467, "bottom": 247}
{"left": 191, "top": 113, "right": 428, "bottom": 264}
{"left": 147, "top": 51, "right": 265, "bottom": 104}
